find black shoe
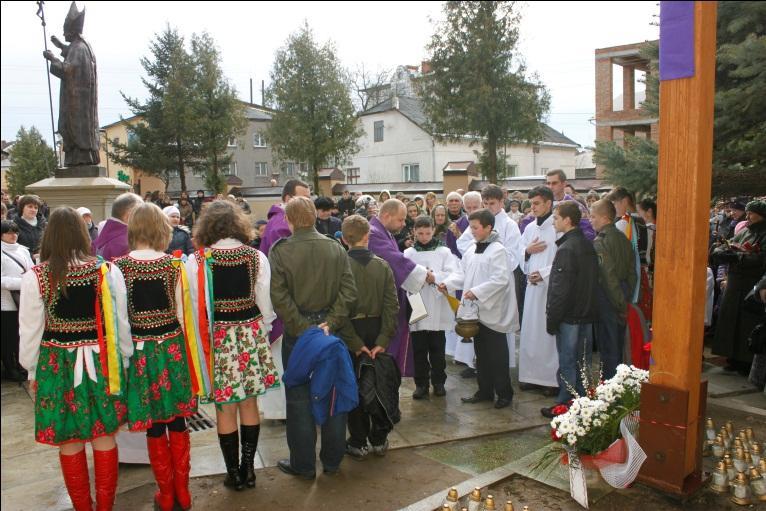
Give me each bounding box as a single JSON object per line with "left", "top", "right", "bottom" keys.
{"left": 461, "top": 393, "right": 492, "bottom": 404}
{"left": 277, "top": 459, "right": 316, "bottom": 480}
{"left": 218, "top": 431, "right": 245, "bottom": 491}
{"left": 433, "top": 384, "right": 446, "bottom": 397}
{"left": 412, "top": 386, "right": 429, "bottom": 400}
{"left": 460, "top": 367, "right": 477, "bottom": 379}
{"left": 323, "top": 466, "right": 340, "bottom": 476}
{"left": 494, "top": 398, "right": 512, "bottom": 409}
{"left": 518, "top": 382, "right": 537, "bottom": 391}
{"left": 239, "top": 425, "right": 259, "bottom": 489}
{"left": 3, "top": 369, "right": 24, "bottom": 383}
{"left": 540, "top": 406, "right": 556, "bottom": 419}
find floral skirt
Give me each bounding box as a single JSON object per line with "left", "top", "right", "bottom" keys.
{"left": 126, "top": 331, "right": 198, "bottom": 432}
{"left": 203, "top": 317, "right": 280, "bottom": 405}
{"left": 34, "top": 345, "right": 127, "bottom": 445}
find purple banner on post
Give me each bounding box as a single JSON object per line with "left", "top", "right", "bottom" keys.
{"left": 659, "top": 1, "right": 695, "bottom": 81}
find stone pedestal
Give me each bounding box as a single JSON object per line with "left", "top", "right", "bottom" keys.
{"left": 26, "top": 167, "right": 131, "bottom": 224}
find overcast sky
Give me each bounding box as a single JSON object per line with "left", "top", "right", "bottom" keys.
{"left": 1, "top": 1, "right": 658, "bottom": 149}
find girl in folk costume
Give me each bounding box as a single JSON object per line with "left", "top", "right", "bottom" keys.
{"left": 187, "top": 201, "right": 279, "bottom": 490}
{"left": 19, "top": 207, "right": 132, "bottom": 511}
{"left": 114, "top": 204, "right": 200, "bottom": 511}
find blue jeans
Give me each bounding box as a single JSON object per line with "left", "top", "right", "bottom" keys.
{"left": 595, "top": 286, "right": 626, "bottom": 380}
{"left": 283, "top": 334, "right": 348, "bottom": 474}
{"left": 556, "top": 322, "right": 593, "bottom": 404}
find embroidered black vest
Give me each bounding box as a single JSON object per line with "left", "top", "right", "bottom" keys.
{"left": 114, "top": 255, "right": 182, "bottom": 342}
{"left": 34, "top": 260, "right": 101, "bottom": 347}
{"left": 195, "top": 245, "right": 261, "bottom": 324}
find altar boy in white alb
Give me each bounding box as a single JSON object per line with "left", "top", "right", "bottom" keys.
{"left": 441, "top": 209, "right": 515, "bottom": 409}
{"left": 455, "top": 185, "right": 521, "bottom": 367}
{"left": 404, "top": 215, "right": 459, "bottom": 400}
{"left": 516, "top": 186, "right": 560, "bottom": 392}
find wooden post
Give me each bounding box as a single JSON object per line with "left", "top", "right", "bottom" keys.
{"left": 637, "top": 1, "right": 717, "bottom": 495}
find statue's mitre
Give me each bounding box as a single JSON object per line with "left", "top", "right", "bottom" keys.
{"left": 63, "top": 1, "right": 85, "bottom": 35}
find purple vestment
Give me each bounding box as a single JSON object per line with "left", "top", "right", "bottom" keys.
{"left": 557, "top": 194, "right": 595, "bottom": 241}
{"left": 93, "top": 219, "right": 129, "bottom": 260}
{"left": 368, "top": 216, "right": 418, "bottom": 376}
{"left": 259, "top": 203, "right": 291, "bottom": 342}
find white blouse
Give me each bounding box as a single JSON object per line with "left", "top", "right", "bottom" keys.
{"left": 1, "top": 241, "right": 34, "bottom": 311}
{"left": 185, "top": 238, "right": 276, "bottom": 334}
{"left": 19, "top": 260, "right": 133, "bottom": 381}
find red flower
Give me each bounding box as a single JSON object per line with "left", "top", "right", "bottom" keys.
{"left": 551, "top": 428, "right": 561, "bottom": 441}
{"left": 36, "top": 426, "right": 56, "bottom": 443}
{"left": 238, "top": 363, "right": 247, "bottom": 372}
{"left": 64, "top": 389, "right": 75, "bottom": 404}
{"left": 168, "top": 344, "right": 180, "bottom": 355}
{"left": 214, "top": 388, "right": 224, "bottom": 401}
{"left": 264, "top": 374, "right": 276, "bottom": 386}
{"left": 114, "top": 401, "right": 127, "bottom": 420}
{"left": 552, "top": 404, "right": 569, "bottom": 416}
{"left": 213, "top": 329, "right": 226, "bottom": 342}
{"left": 240, "top": 352, "right": 250, "bottom": 364}
{"left": 223, "top": 386, "right": 233, "bottom": 398}
{"left": 91, "top": 420, "right": 105, "bottom": 436}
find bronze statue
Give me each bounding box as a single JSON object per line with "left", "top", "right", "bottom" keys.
{"left": 43, "top": 2, "right": 99, "bottom": 167}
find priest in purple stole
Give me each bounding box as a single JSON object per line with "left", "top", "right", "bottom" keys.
{"left": 368, "top": 200, "right": 434, "bottom": 376}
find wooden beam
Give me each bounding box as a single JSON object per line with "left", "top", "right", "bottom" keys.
{"left": 640, "top": 1, "right": 717, "bottom": 492}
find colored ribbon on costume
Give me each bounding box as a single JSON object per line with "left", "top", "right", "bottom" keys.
{"left": 196, "top": 248, "right": 215, "bottom": 394}
{"left": 96, "top": 262, "right": 122, "bottom": 395}
{"left": 622, "top": 214, "right": 641, "bottom": 303}
{"left": 172, "top": 252, "right": 209, "bottom": 397}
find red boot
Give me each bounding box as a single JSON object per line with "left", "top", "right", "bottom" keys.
{"left": 147, "top": 435, "right": 175, "bottom": 511}
{"left": 59, "top": 450, "right": 94, "bottom": 511}
{"left": 168, "top": 430, "right": 192, "bottom": 510}
{"left": 93, "top": 447, "right": 119, "bottom": 511}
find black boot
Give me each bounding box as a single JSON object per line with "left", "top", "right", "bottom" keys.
{"left": 239, "top": 424, "right": 259, "bottom": 489}
{"left": 218, "top": 431, "right": 244, "bottom": 491}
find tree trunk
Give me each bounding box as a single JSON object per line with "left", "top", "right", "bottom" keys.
{"left": 313, "top": 162, "right": 321, "bottom": 197}
{"left": 487, "top": 134, "right": 498, "bottom": 184}
{"left": 176, "top": 137, "right": 187, "bottom": 192}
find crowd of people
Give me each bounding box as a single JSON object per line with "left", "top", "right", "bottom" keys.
{"left": 0, "top": 169, "right": 764, "bottom": 511}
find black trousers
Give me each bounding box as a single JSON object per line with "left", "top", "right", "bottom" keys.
{"left": 474, "top": 323, "right": 513, "bottom": 400}
{"left": 1, "top": 311, "right": 20, "bottom": 373}
{"left": 411, "top": 330, "right": 447, "bottom": 387}
{"left": 346, "top": 317, "right": 393, "bottom": 449}
{"left": 514, "top": 267, "right": 527, "bottom": 324}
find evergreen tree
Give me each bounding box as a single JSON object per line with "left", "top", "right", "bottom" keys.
{"left": 420, "top": 1, "right": 551, "bottom": 183}
{"left": 594, "top": 2, "right": 766, "bottom": 197}
{"left": 6, "top": 126, "right": 57, "bottom": 196}
{"left": 109, "top": 26, "right": 199, "bottom": 191}
{"left": 266, "top": 23, "right": 362, "bottom": 194}
{"left": 190, "top": 32, "right": 246, "bottom": 194}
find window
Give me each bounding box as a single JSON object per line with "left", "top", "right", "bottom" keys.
{"left": 192, "top": 167, "right": 204, "bottom": 177}
{"left": 223, "top": 161, "right": 237, "bottom": 175}
{"left": 283, "top": 162, "right": 295, "bottom": 176}
{"left": 253, "top": 132, "right": 267, "bottom": 147}
{"left": 255, "top": 162, "right": 268, "bottom": 176}
{"left": 113, "top": 137, "right": 120, "bottom": 145}
{"left": 346, "top": 167, "right": 360, "bottom": 184}
{"left": 374, "top": 120, "right": 384, "bottom": 142}
{"left": 127, "top": 132, "right": 138, "bottom": 145}
{"left": 540, "top": 167, "right": 549, "bottom": 176}
{"left": 403, "top": 163, "right": 420, "bottom": 182}
{"left": 228, "top": 137, "right": 237, "bottom": 147}
{"left": 507, "top": 164, "right": 518, "bottom": 177}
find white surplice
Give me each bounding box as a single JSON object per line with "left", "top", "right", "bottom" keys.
{"left": 516, "top": 215, "right": 560, "bottom": 386}
{"left": 443, "top": 239, "right": 515, "bottom": 334}
{"left": 403, "top": 246, "right": 459, "bottom": 332}
{"left": 455, "top": 211, "right": 521, "bottom": 367}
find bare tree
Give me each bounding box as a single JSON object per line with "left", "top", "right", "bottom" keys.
{"left": 351, "top": 63, "right": 391, "bottom": 112}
